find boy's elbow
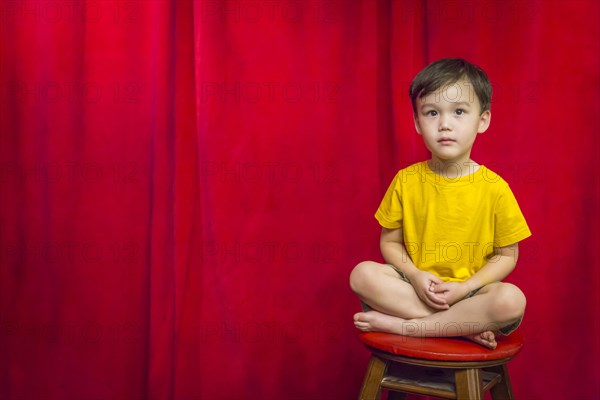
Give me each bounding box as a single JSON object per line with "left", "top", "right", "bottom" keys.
{"left": 500, "top": 257, "right": 518, "bottom": 274}
{"left": 504, "top": 255, "right": 518, "bottom": 270}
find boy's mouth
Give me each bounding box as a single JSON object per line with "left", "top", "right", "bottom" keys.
{"left": 438, "top": 137, "right": 456, "bottom": 144}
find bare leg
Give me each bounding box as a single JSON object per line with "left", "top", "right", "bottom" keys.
{"left": 350, "top": 261, "right": 502, "bottom": 347}
{"left": 354, "top": 311, "right": 499, "bottom": 348}
{"left": 349, "top": 261, "right": 437, "bottom": 319}
{"left": 353, "top": 282, "right": 525, "bottom": 349}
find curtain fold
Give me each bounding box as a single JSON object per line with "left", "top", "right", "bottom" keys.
{"left": 1, "top": 1, "right": 598, "bottom": 399}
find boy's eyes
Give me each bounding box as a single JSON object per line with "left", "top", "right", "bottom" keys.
{"left": 423, "top": 109, "right": 466, "bottom": 116}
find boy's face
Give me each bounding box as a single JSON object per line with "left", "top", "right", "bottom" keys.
{"left": 413, "top": 80, "right": 491, "bottom": 167}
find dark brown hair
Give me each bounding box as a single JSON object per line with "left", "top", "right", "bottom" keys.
{"left": 409, "top": 58, "right": 492, "bottom": 114}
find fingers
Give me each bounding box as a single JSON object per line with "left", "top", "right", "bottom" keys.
{"left": 414, "top": 272, "right": 449, "bottom": 309}
{"left": 428, "top": 281, "right": 436, "bottom": 292}
{"left": 427, "top": 282, "right": 448, "bottom": 301}
{"left": 426, "top": 300, "right": 450, "bottom": 310}
{"left": 432, "top": 282, "right": 449, "bottom": 293}
{"left": 423, "top": 283, "right": 449, "bottom": 309}
{"left": 425, "top": 290, "right": 446, "bottom": 304}
{"left": 428, "top": 274, "right": 444, "bottom": 285}
{"left": 423, "top": 291, "right": 449, "bottom": 309}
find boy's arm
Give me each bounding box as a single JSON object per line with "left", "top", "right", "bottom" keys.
{"left": 433, "top": 243, "right": 520, "bottom": 305}
{"left": 464, "top": 243, "right": 519, "bottom": 290}
{"left": 380, "top": 227, "right": 449, "bottom": 310}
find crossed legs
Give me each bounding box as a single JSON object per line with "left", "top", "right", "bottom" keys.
{"left": 349, "top": 261, "right": 526, "bottom": 349}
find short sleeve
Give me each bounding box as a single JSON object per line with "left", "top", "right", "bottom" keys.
{"left": 375, "top": 173, "right": 403, "bottom": 229}
{"left": 494, "top": 184, "right": 532, "bottom": 247}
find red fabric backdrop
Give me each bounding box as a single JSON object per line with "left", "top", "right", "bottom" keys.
{"left": 1, "top": 1, "right": 599, "bottom": 399}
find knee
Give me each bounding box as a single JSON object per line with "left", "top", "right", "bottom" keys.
{"left": 349, "top": 261, "right": 378, "bottom": 296}
{"left": 491, "top": 283, "right": 526, "bottom": 321}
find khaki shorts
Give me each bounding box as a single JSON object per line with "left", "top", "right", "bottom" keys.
{"left": 361, "top": 264, "right": 522, "bottom": 336}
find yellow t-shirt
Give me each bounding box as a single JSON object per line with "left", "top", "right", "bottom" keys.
{"left": 375, "top": 161, "right": 531, "bottom": 282}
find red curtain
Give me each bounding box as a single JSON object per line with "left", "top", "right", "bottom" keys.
{"left": 1, "top": 1, "right": 598, "bottom": 399}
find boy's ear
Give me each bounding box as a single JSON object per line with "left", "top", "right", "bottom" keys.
{"left": 477, "top": 110, "right": 491, "bottom": 134}
{"left": 413, "top": 113, "right": 422, "bottom": 135}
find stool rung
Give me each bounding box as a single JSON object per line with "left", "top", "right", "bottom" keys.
{"left": 381, "top": 364, "right": 501, "bottom": 399}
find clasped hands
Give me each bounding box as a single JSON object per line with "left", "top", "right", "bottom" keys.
{"left": 409, "top": 270, "right": 471, "bottom": 310}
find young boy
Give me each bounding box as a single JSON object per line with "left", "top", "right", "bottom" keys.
{"left": 350, "top": 58, "right": 531, "bottom": 349}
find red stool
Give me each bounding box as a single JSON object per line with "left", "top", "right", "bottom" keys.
{"left": 357, "top": 331, "right": 524, "bottom": 399}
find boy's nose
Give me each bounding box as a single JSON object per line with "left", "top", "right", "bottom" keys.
{"left": 438, "top": 116, "right": 451, "bottom": 131}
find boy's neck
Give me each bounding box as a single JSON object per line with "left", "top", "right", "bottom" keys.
{"left": 427, "top": 158, "right": 480, "bottom": 179}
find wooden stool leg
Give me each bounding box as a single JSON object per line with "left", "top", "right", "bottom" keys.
{"left": 358, "top": 355, "right": 389, "bottom": 400}
{"left": 455, "top": 368, "right": 483, "bottom": 400}
{"left": 488, "top": 364, "right": 514, "bottom": 400}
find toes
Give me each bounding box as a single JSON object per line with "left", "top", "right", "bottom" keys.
{"left": 465, "top": 333, "right": 497, "bottom": 349}
{"left": 480, "top": 331, "right": 497, "bottom": 343}
{"left": 353, "top": 312, "right": 373, "bottom": 331}
{"left": 354, "top": 322, "right": 370, "bottom": 331}
{"left": 353, "top": 312, "right": 366, "bottom": 322}
{"left": 481, "top": 334, "right": 497, "bottom": 349}
{"left": 354, "top": 312, "right": 372, "bottom": 323}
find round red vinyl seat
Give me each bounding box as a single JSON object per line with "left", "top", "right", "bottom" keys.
{"left": 357, "top": 330, "right": 524, "bottom": 362}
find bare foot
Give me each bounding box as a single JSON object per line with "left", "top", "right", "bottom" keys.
{"left": 354, "top": 311, "right": 499, "bottom": 349}
{"left": 353, "top": 311, "right": 406, "bottom": 335}
{"left": 464, "top": 331, "right": 497, "bottom": 349}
